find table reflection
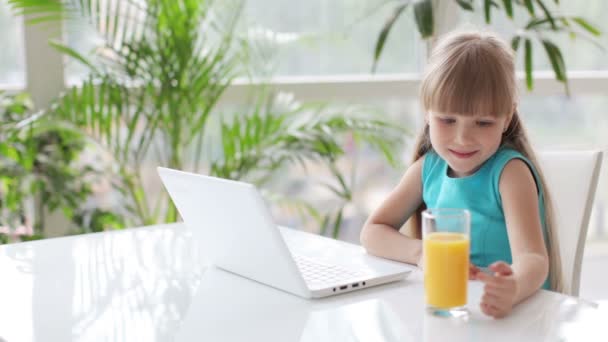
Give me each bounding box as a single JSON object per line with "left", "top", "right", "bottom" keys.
{"left": 301, "top": 300, "right": 411, "bottom": 342}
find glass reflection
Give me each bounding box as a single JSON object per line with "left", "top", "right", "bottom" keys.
{"left": 0, "top": 224, "right": 202, "bottom": 341}
{"left": 301, "top": 299, "right": 411, "bottom": 342}
{"left": 423, "top": 312, "right": 470, "bottom": 342}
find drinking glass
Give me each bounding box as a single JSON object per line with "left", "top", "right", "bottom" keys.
{"left": 422, "top": 208, "right": 470, "bottom": 317}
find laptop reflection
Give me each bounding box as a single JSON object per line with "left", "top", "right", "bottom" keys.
{"left": 174, "top": 267, "right": 413, "bottom": 342}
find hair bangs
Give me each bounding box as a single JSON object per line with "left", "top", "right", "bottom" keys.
{"left": 421, "top": 33, "right": 516, "bottom": 118}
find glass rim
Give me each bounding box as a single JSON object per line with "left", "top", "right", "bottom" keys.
{"left": 422, "top": 208, "right": 470, "bottom": 219}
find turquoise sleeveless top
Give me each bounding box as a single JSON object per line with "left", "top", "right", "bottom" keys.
{"left": 422, "top": 147, "right": 550, "bottom": 289}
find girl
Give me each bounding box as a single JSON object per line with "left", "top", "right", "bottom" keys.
{"left": 360, "top": 30, "right": 562, "bottom": 319}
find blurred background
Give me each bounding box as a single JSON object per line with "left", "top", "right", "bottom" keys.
{"left": 1, "top": 0, "right": 607, "bottom": 299}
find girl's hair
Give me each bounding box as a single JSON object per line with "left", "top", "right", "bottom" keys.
{"left": 409, "top": 30, "right": 563, "bottom": 292}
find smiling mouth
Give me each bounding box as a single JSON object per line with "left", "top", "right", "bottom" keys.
{"left": 449, "top": 149, "right": 478, "bottom": 159}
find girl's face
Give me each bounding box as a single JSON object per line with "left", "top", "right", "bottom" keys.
{"left": 427, "top": 111, "right": 511, "bottom": 177}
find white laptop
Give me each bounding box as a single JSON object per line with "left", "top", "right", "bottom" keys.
{"left": 157, "top": 167, "right": 413, "bottom": 298}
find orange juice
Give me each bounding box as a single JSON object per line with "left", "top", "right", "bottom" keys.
{"left": 424, "top": 232, "right": 469, "bottom": 309}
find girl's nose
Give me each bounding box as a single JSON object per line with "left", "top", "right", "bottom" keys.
{"left": 455, "top": 126, "right": 473, "bottom": 144}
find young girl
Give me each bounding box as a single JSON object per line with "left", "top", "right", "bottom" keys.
{"left": 360, "top": 30, "right": 562, "bottom": 319}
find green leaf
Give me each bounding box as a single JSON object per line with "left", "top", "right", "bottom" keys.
{"left": 540, "top": 40, "right": 565, "bottom": 81}
{"left": 535, "top": 0, "right": 556, "bottom": 29}
{"left": 372, "top": 2, "right": 409, "bottom": 73}
{"left": 0, "top": 144, "right": 19, "bottom": 162}
{"left": 332, "top": 209, "right": 343, "bottom": 239}
{"left": 20, "top": 234, "right": 44, "bottom": 242}
{"left": 322, "top": 182, "right": 349, "bottom": 199}
{"left": 511, "top": 35, "right": 521, "bottom": 51}
{"left": 524, "top": 39, "right": 533, "bottom": 90}
{"left": 541, "top": 39, "right": 569, "bottom": 95}
{"left": 523, "top": 0, "right": 535, "bottom": 16}
{"left": 319, "top": 214, "right": 330, "bottom": 236}
{"left": 525, "top": 15, "right": 595, "bottom": 34}
{"left": 413, "top": 0, "right": 433, "bottom": 38}
{"left": 7, "top": 0, "right": 67, "bottom": 21}
{"left": 484, "top": 0, "right": 493, "bottom": 24}
{"left": 48, "top": 40, "right": 99, "bottom": 75}
{"left": 455, "top": 0, "right": 474, "bottom": 11}
{"left": 572, "top": 17, "right": 601, "bottom": 36}
{"left": 502, "top": 0, "right": 513, "bottom": 18}
{"left": 525, "top": 17, "right": 553, "bottom": 29}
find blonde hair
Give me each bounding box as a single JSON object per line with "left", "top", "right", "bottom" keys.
{"left": 409, "top": 30, "right": 563, "bottom": 292}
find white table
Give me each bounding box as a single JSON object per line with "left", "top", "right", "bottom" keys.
{"left": 0, "top": 223, "right": 605, "bottom": 341}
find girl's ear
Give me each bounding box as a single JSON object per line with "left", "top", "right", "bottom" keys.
{"left": 504, "top": 104, "right": 516, "bottom": 132}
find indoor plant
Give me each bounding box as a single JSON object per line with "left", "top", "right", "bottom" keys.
{"left": 371, "top": 0, "right": 603, "bottom": 94}
{"left": 0, "top": 91, "right": 121, "bottom": 242}
{"left": 9, "top": 0, "right": 404, "bottom": 236}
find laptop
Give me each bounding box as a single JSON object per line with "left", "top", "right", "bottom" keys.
{"left": 157, "top": 167, "right": 413, "bottom": 298}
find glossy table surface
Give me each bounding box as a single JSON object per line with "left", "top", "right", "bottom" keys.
{"left": 0, "top": 223, "right": 606, "bottom": 341}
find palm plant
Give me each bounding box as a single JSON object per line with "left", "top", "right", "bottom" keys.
{"left": 0, "top": 91, "right": 115, "bottom": 242}
{"left": 371, "top": 0, "right": 603, "bottom": 94}
{"left": 9, "top": 0, "right": 404, "bottom": 233}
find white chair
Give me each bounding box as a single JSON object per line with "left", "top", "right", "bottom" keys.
{"left": 538, "top": 150, "right": 603, "bottom": 296}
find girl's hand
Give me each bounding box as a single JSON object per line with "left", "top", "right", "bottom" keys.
{"left": 475, "top": 261, "right": 517, "bottom": 319}
{"left": 469, "top": 263, "right": 480, "bottom": 280}
{"left": 417, "top": 254, "right": 424, "bottom": 269}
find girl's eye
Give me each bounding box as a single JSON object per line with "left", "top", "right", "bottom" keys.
{"left": 476, "top": 121, "right": 494, "bottom": 127}
{"left": 439, "top": 118, "right": 456, "bottom": 124}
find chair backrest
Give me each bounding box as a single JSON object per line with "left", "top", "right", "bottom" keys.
{"left": 537, "top": 150, "right": 603, "bottom": 296}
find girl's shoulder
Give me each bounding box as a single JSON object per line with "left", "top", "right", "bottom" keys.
{"left": 490, "top": 147, "right": 533, "bottom": 173}
{"left": 493, "top": 147, "right": 526, "bottom": 160}
{"left": 491, "top": 147, "right": 543, "bottom": 197}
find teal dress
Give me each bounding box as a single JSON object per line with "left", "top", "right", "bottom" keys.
{"left": 422, "top": 147, "right": 550, "bottom": 289}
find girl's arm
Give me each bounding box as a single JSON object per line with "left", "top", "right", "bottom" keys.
{"left": 477, "top": 158, "right": 549, "bottom": 318}
{"left": 359, "top": 157, "right": 425, "bottom": 265}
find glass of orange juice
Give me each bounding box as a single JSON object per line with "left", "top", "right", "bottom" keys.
{"left": 422, "top": 208, "right": 470, "bottom": 317}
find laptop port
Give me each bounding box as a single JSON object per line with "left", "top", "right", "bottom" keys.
{"left": 333, "top": 288, "right": 336, "bottom": 292}
{"left": 362, "top": 281, "right": 366, "bottom": 286}
{"left": 339, "top": 285, "right": 348, "bottom": 290}
{"left": 351, "top": 283, "right": 359, "bottom": 288}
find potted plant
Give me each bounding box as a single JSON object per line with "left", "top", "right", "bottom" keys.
{"left": 9, "top": 0, "right": 404, "bottom": 237}
{"left": 0, "top": 91, "right": 119, "bottom": 243}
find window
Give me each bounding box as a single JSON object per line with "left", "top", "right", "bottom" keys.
{"left": 243, "top": 0, "right": 425, "bottom": 76}
{"left": 64, "top": 19, "right": 102, "bottom": 85}
{"left": 63, "top": 0, "right": 425, "bottom": 83}
{"left": 0, "top": 2, "right": 26, "bottom": 87}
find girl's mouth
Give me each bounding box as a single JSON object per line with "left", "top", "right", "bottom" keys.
{"left": 449, "top": 149, "right": 478, "bottom": 159}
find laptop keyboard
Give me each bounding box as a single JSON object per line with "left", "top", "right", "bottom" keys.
{"left": 292, "top": 254, "right": 366, "bottom": 287}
